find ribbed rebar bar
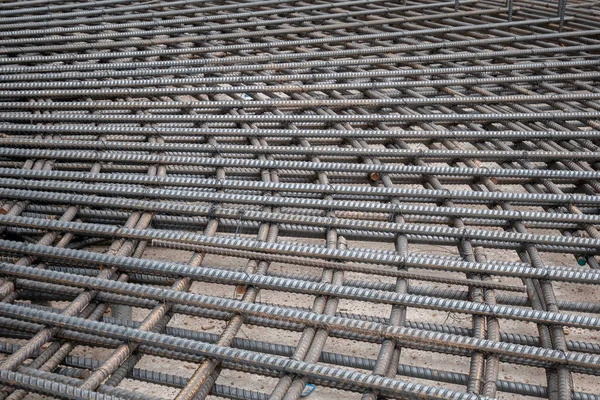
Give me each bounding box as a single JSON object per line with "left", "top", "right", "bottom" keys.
{"left": 0, "top": 0, "right": 599, "bottom": 398}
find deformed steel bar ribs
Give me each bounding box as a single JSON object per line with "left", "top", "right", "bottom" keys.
{"left": 0, "top": 0, "right": 599, "bottom": 399}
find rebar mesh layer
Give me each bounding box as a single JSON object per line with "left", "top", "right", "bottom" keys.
{"left": 0, "top": 0, "right": 599, "bottom": 399}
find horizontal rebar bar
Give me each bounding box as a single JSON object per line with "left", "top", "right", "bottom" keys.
{"left": 1, "top": 239, "right": 599, "bottom": 327}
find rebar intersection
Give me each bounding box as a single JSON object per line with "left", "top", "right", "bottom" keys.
{"left": 0, "top": 0, "right": 599, "bottom": 399}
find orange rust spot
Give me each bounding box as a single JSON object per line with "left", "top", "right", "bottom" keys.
{"left": 235, "top": 285, "right": 246, "bottom": 296}
{"left": 369, "top": 172, "right": 381, "bottom": 181}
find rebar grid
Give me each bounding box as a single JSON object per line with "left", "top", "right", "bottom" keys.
{"left": 0, "top": 0, "right": 598, "bottom": 399}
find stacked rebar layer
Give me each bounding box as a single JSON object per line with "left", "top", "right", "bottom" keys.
{"left": 0, "top": 0, "right": 598, "bottom": 398}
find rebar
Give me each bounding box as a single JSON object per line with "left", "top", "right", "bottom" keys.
{"left": 0, "top": 0, "right": 599, "bottom": 399}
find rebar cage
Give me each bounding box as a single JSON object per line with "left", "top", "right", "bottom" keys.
{"left": 0, "top": 0, "right": 598, "bottom": 399}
